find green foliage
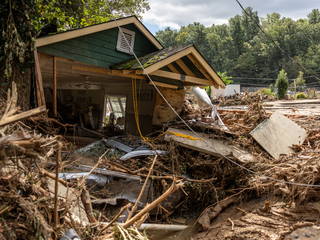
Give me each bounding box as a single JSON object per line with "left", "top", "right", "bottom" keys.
{"left": 295, "top": 71, "right": 306, "bottom": 91}
{"left": 204, "top": 86, "right": 211, "bottom": 97}
{"left": 269, "top": 83, "right": 275, "bottom": 93}
{"left": 33, "top": 0, "right": 150, "bottom": 31}
{"left": 275, "top": 69, "right": 289, "bottom": 99}
{"left": 308, "top": 9, "right": 320, "bottom": 24}
{"left": 156, "top": 27, "right": 178, "bottom": 47}
{"left": 218, "top": 72, "right": 233, "bottom": 85}
{"left": 155, "top": 8, "right": 320, "bottom": 85}
{"left": 0, "top": 0, "right": 150, "bottom": 80}
{"left": 295, "top": 92, "right": 307, "bottom": 99}
{"left": 259, "top": 88, "right": 275, "bottom": 97}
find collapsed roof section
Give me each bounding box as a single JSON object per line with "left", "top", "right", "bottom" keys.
{"left": 113, "top": 45, "right": 225, "bottom": 88}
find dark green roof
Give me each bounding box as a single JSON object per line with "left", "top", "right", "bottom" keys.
{"left": 112, "top": 45, "right": 192, "bottom": 70}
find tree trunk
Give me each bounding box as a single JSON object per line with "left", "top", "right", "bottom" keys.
{"left": 11, "top": 67, "right": 32, "bottom": 111}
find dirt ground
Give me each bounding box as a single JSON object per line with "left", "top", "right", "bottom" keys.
{"left": 192, "top": 197, "right": 320, "bottom": 240}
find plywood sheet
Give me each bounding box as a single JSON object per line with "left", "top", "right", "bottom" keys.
{"left": 164, "top": 127, "right": 255, "bottom": 163}
{"left": 250, "top": 112, "right": 307, "bottom": 159}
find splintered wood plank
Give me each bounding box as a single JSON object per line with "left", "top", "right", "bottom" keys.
{"left": 164, "top": 128, "right": 255, "bottom": 163}
{"left": 0, "top": 106, "right": 46, "bottom": 127}
{"left": 250, "top": 112, "right": 307, "bottom": 159}
{"left": 53, "top": 56, "right": 57, "bottom": 117}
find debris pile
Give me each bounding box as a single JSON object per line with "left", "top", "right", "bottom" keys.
{"left": 219, "top": 91, "right": 275, "bottom": 106}
{"left": 2, "top": 83, "right": 320, "bottom": 240}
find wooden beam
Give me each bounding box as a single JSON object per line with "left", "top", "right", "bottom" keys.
{"left": 187, "top": 54, "right": 212, "bottom": 80}
{"left": 167, "top": 63, "right": 179, "bottom": 73}
{"left": 148, "top": 81, "right": 179, "bottom": 89}
{"left": 0, "top": 106, "right": 46, "bottom": 127}
{"left": 142, "top": 46, "right": 223, "bottom": 87}
{"left": 53, "top": 56, "right": 57, "bottom": 117}
{"left": 72, "top": 65, "right": 145, "bottom": 79}
{"left": 189, "top": 50, "right": 225, "bottom": 87}
{"left": 143, "top": 48, "right": 193, "bottom": 74}
{"left": 149, "top": 70, "right": 211, "bottom": 86}
{"left": 34, "top": 50, "right": 46, "bottom": 107}
{"left": 175, "top": 59, "right": 195, "bottom": 76}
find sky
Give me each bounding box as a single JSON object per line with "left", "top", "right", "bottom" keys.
{"left": 142, "top": 0, "right": 320, "bottom": 33}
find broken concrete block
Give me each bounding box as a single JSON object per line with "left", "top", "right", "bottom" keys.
{"left": 250, "top": 112, "right": 307, "bottom": 159}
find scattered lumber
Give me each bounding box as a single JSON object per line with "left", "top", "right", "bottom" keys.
{"left": 71, "top": 165, "right": 141, "bottom": 181}
{"left": 0, "top": 105, "right": 46, "bottom": 127}
{"left": 123, "top": 181, "right": 184, "bottom": 228}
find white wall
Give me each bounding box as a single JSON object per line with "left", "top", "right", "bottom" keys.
{"left": 211, "top": 84, "right": 240, "bottom": 98}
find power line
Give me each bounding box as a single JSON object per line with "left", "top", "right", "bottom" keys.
{"left": 235, "top": 0, "right": 320, "bottom": 82}
{"left": 114, "top": 17, "right": 320, "bottom": 188}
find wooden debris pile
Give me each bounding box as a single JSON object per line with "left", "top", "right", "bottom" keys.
{"left": 0, "top": 84, "right": 155, "bottom": 240}
{"left": 2, "top": 81, "right": 320, "bottom": 240}
{"left": 0, "top": 117, "right": 69, "bottom": 239}
{"left": 219, "top": 91, "right": 275, "bottom": 106}
{"left": 193, "top": 198, "right": 320, "bottom": 240}
{"left": 179, "top": 97, "right": 320, "bottom": 239}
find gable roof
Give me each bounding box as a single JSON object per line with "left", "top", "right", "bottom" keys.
{"left": 112, "top": 45, "right": 225, "bottom": 87}
{"left": 36, "top": 16, "right": 163, "bottom": 50}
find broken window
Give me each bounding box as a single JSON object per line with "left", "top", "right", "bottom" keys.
{"left": 104, "top": 95, "right": 126, "bottom": 129}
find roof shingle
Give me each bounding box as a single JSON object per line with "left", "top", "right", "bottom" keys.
{"left": 112, "top": 45, "right": 192, "bottom": 70}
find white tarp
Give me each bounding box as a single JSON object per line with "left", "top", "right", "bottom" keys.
{"left": 211, "top": 84, "right": 240, "bottom": 98}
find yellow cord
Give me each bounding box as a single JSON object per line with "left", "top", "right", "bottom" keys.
{"left": 131, "top": 78, "right": 147, "bottom": 141}
{"left": 166, "top": 131, "right": 200, "bottom": 140}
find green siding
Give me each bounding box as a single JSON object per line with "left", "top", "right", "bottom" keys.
{"left": 38, "top": 24, "right": 158, "bottom": 68}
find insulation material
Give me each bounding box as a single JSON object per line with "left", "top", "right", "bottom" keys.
{"left": 152, "top": 87, "right": 185, "bottom": 125}
{"left": 192, "top": 87, "right": 228, "bottom": 130}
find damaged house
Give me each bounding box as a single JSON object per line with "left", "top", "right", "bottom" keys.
{"left": 35, "top": 16, "right": 224, "bottom": 136}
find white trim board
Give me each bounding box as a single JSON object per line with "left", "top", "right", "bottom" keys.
{"left": 36, "top": 16, "right": 162, "bottom": 50}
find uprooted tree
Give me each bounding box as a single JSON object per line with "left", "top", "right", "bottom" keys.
{"left": 0, "top": 0, "right": 150, "bottom": 109}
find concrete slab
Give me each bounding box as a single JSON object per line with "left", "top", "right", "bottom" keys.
{"left": 250, "top": 112, "right": 307, "bottom": 159}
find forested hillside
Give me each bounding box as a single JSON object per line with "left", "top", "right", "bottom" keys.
{"left": 156, "top": 8, "right": 320, "bottom": 88}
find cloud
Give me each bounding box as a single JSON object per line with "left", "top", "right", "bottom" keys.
{"left": 143, "top": 0, "right": 319, "bottom": 31}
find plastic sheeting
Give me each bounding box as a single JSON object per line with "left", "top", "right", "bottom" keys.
{"left": 59, "top": 172, "right": 110, "bottom": 186}
{"left": 192, "top": 87, "right": 228, "bottom": 130}
{"left": 120, "top": 150, "right": 168, "bottom": 161}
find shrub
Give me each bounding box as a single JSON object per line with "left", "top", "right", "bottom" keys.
{"left": 275, "top": 69, "right": 289, "bottom": 99}
{"left": 218, "top": 72, "right": 233, "bottom": 85}
{"left": 259, "top": 88, "right": 275, "bottom": 96}
{"left": 295, "top": 71, "right": 306, "bottom": 91}
{"left": 296, "top": 92, "right": 307, "bottom": 99}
